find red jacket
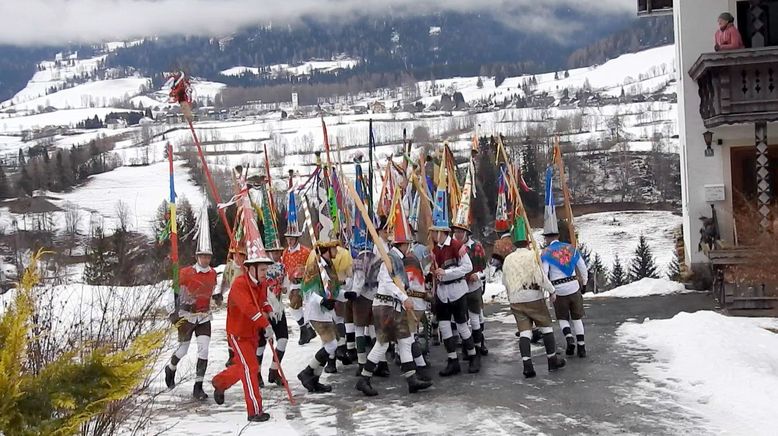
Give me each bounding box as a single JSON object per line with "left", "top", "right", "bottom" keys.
{"left": 179, "top": 265, "right": 217, "bottom": 313}
{"left": 226, "top": 274, "right": 271, "bottom": 338}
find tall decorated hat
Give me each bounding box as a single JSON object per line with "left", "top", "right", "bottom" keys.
{"left": 451, "top": 164, "right": 473, "bottom": 233}
{"left": 389, "top": 191, "right": 412, "bottom": 244}
{"left": 494, "top": 167, "right": 511, "bottom": 233}
{"left": 241, "top": 195, "right": 273, "bottom": 264}
{"left": 512, "top": 214, "right": 529, "bottom": 243}
{"left": 285, "top": 170, "right": 303, "bottom": 238}
{"left": 260, "top": 183, "right": 283, "bottom": 251}
{"left": 195, "top": 203, "right": 213, "bottom": 255}
{"left": 543, "top": 165, "right": 559, "bottom": 236}
{"left": 351, "top": 155, "right": 373, "bottom": 254}
{"left": 429, "top": 147, "right": 451, "bottom": 232}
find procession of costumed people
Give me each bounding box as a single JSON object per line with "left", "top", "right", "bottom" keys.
{"left": 162, "top": 75, "right": 589, "bottom": 422}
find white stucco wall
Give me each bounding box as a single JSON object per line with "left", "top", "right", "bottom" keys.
{"left": 673, "top": 0, "right": 777, "bottom": 266}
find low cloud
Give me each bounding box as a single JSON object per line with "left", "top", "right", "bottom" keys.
{"left": 0, "top": 0, "right": 633, "bottom": 46}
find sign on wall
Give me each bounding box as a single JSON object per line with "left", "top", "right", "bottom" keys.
{"left": 704, "top": 184, "right": 726, "bottom": 202}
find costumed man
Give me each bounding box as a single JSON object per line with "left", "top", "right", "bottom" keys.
{"left": 356, "top": 198, "right": 433, "bottom": 396}
{"left": 347, "top": 155, "right": 379, "bottom": 376}
{"left": 255, "top": 183, "right": 289, "bottom": 387}
{"left": 502, "top": 217, "right": 566, "bottom": 378}
{"left": 451, "top": 165, "right": 487, "bottom": 360}
{"left": 281, "top": 182, "right": 317, "bottom": 346}
{"left": 296, "top": 228, "right": 342, "bottom": 393}
{"left": 326, "top": 245, "right": 355, "bottom": 373}
{"left": 165, "top": 204, "right": 221, "bottom": 400}
{"left": 429, "top": 162, "right": 477, "bottom": 376}
{"left": 211, "top": 214, "right": 276, "bottom": 423}
{"left": 367, "top": 215, "right": 392, "bottom": 377}
{"left": 541, "top": 169, "right": 589, "bottom": 358}
{"left": 404, "top": 228, "right": 433, "bottom": 382}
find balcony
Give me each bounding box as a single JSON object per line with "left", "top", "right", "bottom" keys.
{"left": 689, "top": 47, "right": 778, "bottom": 128}
{"left": 637, "top": 0, "right": 673, "bottom": 17}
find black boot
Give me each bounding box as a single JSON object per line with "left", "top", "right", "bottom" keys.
{"left": 548, "top": 354, "right": 567, "bottom": 372}
{"left": 325, "top": 358, "right": 338, "bottom": 374}
{"left": 248, "top": 413, "right": 270, "bottom": 422}
{"left": 374, "top": 361, "right": 390, "bottom": 378}
{"left": 164, "top": 365, "right": 176, "bottom": 389}
{"left": 347, "top": 348, "right": 358, "bottom": 363}
{"left": 355, "top": 376, "right": 378, "bottom": 396}
{"left": 565, "top": 336, "right": 576, "bottom": 356}
{"left": 407, "top": 374, "right": 433, "bottom": 393}
{"left": 416, "top": 365, "right": 432, "bottom": 382}
{"left": 439, "top": 358, "right": 461, "bottom": 377}
{"left": 336, "top": 345, "right": 353, "bottom": 365}
{"left": 522, "top": 360, "right": 536, "bottom": 378}
{"left": 268, "top": 368, "right": 283, "bottom": 386}
{"left": 468, "top": 353, "right": 481, "bottom": 374}
{"left": 577, "top": 343, "right": 587, "bottom": 358}
{"left": 192, "top": 381, "right": 208, "bottom": 400}
{"left": 213, "top": 386, "right": 225, "bottom": 405}
{"left": 297, "top": 366, "right": 317, "bottom": 393}
{"left": 311, "top": 376, "right": 332, "bottom": 393}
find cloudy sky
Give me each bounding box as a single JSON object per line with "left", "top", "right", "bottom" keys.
{"left": 0, "top": 0, "right": 633, "bottom": 46}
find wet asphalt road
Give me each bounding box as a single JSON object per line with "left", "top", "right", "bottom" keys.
{"left": 279, "top": 292, "right": 718, "bottom": 436}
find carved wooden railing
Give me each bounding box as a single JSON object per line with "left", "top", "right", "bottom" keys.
{"left": 690, "top": 47, "right": 778, "bottom": 128}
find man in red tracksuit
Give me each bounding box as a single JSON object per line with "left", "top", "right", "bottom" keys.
{"left": 212, "top": 253, "right": 275, "bottom": 422}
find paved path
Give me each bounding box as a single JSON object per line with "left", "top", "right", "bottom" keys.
{"left": 280, "top": 293, "right": 717, "bottom": 435}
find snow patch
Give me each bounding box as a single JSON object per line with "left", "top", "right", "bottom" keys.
{"left": 587, "top": 278, "right": 695, "bottom": 299}
{"left": 617, "top": 311, "right": 778, "bottom": 436}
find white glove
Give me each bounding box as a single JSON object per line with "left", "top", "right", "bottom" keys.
{"left": 264, "top": 325, "right": 275, "bottom": 342}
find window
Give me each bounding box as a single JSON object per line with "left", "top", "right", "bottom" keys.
{"left": 736, "top": 0, "right": 778, "bottom": 47}
{"left": 637, "top": 0, "right": 673, "bottom": 16}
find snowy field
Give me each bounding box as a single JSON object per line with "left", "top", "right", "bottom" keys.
{"left": 586, "top": 278, "right": 696, "bottom": 299}
{"left": 617, "top": 311, "right": 778, "bottom": 436}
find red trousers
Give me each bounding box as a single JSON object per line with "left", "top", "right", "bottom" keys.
{"left": 213, "top": 335, "right": 262, "bottom": 416}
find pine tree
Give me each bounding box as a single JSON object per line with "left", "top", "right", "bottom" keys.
{"left": 554, "top": 71, "right": 559, "bottom": 80}
{"left": 591, "top": 252, "right": 609, "bottom": 292}
{"left": 628, "top": 235, "right": 659, "bottom": 281}
{"left": 564, "top": 70, "right": 570, "bottom": 78}
{"left": 18, "top": 148, "right": 26, "bottom": 166}
{"left": 476, "top": 76, "right": 483, "bottom": 89}
{"left": 0, "top": 164, "right": 10, "bottom": 198}
{"left": 610, "top": 254, "right": 627, "bottom": 288}
{"left": 83, "top": 225, "right": 116, "bottom": 285}
{"left": 667, "top": 251, "right": 682, "bottom": 282}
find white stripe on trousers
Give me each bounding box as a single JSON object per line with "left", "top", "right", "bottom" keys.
{"left": 230, "top": 335, "right": 260, "bottom": 414}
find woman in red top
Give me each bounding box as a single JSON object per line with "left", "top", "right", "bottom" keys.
{"left": 715, "top": 12, "right": 745, "bottom": 51}
{"left": 211, "top": 253, "right": 275, "bottom": 422}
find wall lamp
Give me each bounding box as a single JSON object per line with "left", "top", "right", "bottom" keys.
{"left": 703, "top": 130, "right": 715, "bottom": 157}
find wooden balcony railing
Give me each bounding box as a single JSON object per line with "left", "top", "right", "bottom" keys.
{"left": 689, "top": 47, "right": 778, "bottom": 128}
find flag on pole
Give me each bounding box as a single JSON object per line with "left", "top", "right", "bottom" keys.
{"left": 543, "top": 166, "right": 559, "bottom": 236}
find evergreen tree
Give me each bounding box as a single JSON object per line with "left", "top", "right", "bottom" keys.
{"left": 17, "top": 166, "right": 33, "bottom": 195}
{"left": 564, "top": 70, "right": 570, "bottom": 78}
{"left": 591, "top": 252, "right": 609, "bottom": 292}
{"left": 667, "top": 251, "right": 682, "bottom": 282}
{"left": 18, "top": 148, "right": 26, "bottom": 166}
{"left": 610, "top": 254, "right": 627, "bottom": 288}
{"left": 476, "top": 76, "right": 483, "bottom": 89}
{"left": 83, "top": 225, "right": 116, "bottom": 285}
{"left": 554, "top": 71, "right": 559, "bottom": 80}
{"left": 628, "top": 235, "right": 659, "bottom": 281}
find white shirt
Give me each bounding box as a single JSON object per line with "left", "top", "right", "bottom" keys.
{"left": 541, "top": 240, "right": 589, "bottom": 297}
{"left": 435, "top": 236, "right": 473, "bottom": 303}
{"left": 375, "top": 247, "right": 409, "bottom": 308}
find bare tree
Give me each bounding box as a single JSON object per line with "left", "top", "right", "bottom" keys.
{"left": 115, "top": 200, "right": 132, "bottom": 233}
{"left": 64, "top": 202, "right": 81, "bottom": 256}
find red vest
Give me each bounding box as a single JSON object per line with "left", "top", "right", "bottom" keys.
{"left": 433, "top": 238, "right": 464, "bottom": 270}
{"left": 179, "top": 265, "right": 217, "bottom": 313}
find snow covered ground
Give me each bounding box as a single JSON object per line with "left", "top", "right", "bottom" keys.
{"left": 617, "top": 311, "right": 778, "bottom": 436}
{"left": 587, "top": 278, "right": 696, "bottom": 299}
{"left": 8, "top": 78, "right": 151, "bottom": 112}
{"left": 220, "top": 57, "right": 360, "bottom": 78}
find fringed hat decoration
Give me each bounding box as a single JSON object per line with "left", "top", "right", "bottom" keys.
{"left": 260, "top": 184, "right": 283, "bottom": 251}
{"left": 543, "top": 166, "right": 560, "bottom": 236}
{"left": 430, "top": 147, "right": 451, "bottom": 232}
{"left": 495, "top": 168, "right": 511, "bottom": 233}
{"left": 285, "top": 173, "right": 303, "bottom": 238}
{"left": 241, "top": 195, "right": 273, "bottom": 264}
{"left": 451, "top": 164, "right": 473, "bottom": 233}
{"left": 388, "top": 190, "right": 412, "bottom": 245}
{"left": 351, "top": 156, "right": 373, "bottom": 254}
{"left": 195, "top": 203, "right": 213, "bottom": 255}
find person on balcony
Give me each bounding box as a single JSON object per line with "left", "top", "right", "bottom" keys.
{"left": 715, "top": 12, "right": 744, "bottom": 51}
